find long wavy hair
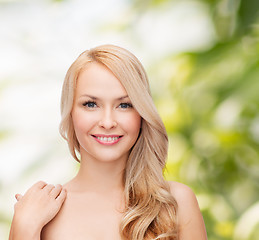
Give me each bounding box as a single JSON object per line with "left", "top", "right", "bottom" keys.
{"left": 59, "top": 44, "right": 178, "bottom": 239}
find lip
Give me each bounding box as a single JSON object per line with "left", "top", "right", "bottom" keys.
{"left": 91, "top": 134, "right": 123, "bottom": 145}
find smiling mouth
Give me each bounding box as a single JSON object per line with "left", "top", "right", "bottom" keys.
{"left": 91, "top": 135, "right": 123, "bottom": 144}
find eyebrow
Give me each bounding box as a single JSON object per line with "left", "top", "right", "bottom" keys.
{"left": 79, "top": 94, "right": 129, "bottom": 100}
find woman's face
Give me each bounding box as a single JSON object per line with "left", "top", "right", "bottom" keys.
{"left": 71, "top": 62, "right": 141, "bottom": 164}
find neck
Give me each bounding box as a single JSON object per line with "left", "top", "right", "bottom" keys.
{"left": 71, "top": 151, "right": 126, "bottom": 194}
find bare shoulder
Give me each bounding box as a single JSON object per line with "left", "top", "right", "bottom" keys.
{"left": 168, "top": 181, "right": 196, "bottom": 202}
{"left": 168, "top": 181, "right": 201, "bottom": 223}
{"left": 168, "top": 181, "right": 200, "bottom": 212}
{"left": 167, "top": 181, "right": 208, "bottom": 240}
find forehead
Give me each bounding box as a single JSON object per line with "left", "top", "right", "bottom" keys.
{"left": 75, "top": 62, "right": 128, "bottom": 97}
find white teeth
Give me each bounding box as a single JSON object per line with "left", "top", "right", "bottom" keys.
{"left": 96, "top": 136, "right": 119, "bottom": 142}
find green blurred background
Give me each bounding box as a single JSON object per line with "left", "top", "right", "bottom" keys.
{"left": 0, "top": 0, "right": 259, "bottom": 239}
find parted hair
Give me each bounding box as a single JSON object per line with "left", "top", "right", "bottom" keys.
{"left": 59, "top": 44, "right": 178, "bottom": 239}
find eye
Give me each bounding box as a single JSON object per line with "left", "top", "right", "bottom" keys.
{"left": 119, "top": 102, "right": 133, "bottom": 109}
{"left": 82, "top": 101, "right": 97, "bottom": 108}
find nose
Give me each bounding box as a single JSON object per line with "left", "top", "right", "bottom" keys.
{"left": 98, "top": 109, "right": 117, "bottom": 129}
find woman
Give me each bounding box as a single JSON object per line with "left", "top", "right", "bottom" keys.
{"left": 9, "top": 45, "right": 207, "bottom": 240}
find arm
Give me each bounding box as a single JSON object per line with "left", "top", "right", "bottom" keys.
{"left": 169, "top": 182, "right": 207, "bottom": 240}
{"left": 9, "top": 181, "right": 67, "bottom": 240}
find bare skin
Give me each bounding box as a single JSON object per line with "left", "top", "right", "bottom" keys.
{"left": 9, "top": 180, "right": 207, "bottom": 240}
{"left": 41, "top": 160, "right": 126, "bottom": 240}
{"left": 9, "top": 182, "right": 67, "bottom": 240}
{"left": 169, "top": 181, "right": 208, "bottom": 240}
{"left": 9, "top": 63, "right": 207, "bottom": 240}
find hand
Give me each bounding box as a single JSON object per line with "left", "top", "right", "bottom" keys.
{"left": 10, "top": 181, "right": 67, "bottom": 240}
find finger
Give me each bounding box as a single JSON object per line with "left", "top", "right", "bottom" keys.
{"left": 49, "top": 184, "right": 62, "bottom": 198}
{"left": 33, "top": 181, "right": 48, "bottom": 189}
{"left": 25, "top": 181, "right": 47, "bottom": 195}
{"left": 43, "top": 184, "right": 55, "bottom": 193}
{"left": 56, "top": 188, "right": 67, "bottom": 204}
{"left": 15, "top": 194, "right": 23, "bottom": 201}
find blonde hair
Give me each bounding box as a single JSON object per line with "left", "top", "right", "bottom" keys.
{"left": 59, "top": 44, "right": 178, "bottom": 239}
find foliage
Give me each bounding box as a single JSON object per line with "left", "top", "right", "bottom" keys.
{"left": 140, "top": 0, "right": 259, "bottom": 239}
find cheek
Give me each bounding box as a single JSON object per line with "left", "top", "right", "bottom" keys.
{"left": 71, "top": 110, "right": 95, "bottom": 132}
{"left": 72, "top": 111, "right": 84, "bottom": 131}
{"left": 120, "top": 112, "right": 141, "bottom": 135}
